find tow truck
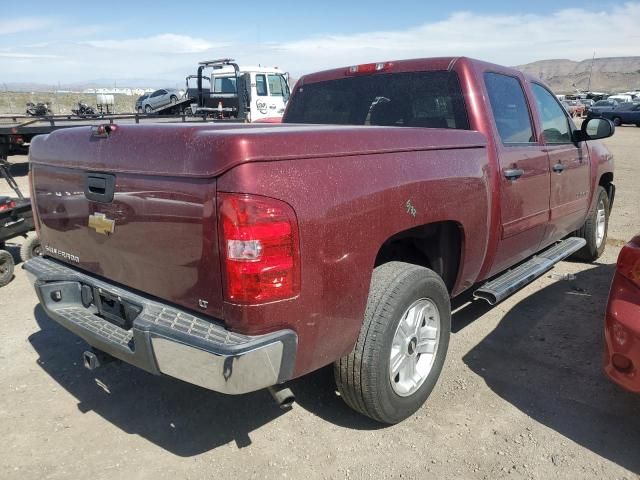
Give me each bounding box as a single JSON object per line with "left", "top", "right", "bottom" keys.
{"left": 136, "top": 59, "right": 290, "bottom": 122}
{"left": 0, "top": 59, "right": 290, "bottom": 162}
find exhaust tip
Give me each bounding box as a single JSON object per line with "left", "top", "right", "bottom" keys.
{"left": 268, "top": 385, "right": 295, "bottom": 410}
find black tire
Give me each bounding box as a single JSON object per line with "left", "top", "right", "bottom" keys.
{"left": 334, "top": 262, "right": 451, "bottom": 424}
{"left": 137, "top": 107, "right": 143, "bottom": 114}
{"left": 170, "top": 95, "right": 177, "bottom": 104}
{"left": 572, "top": 186, "right": 610, "bottom": 261}
{"left": 144, "top": 105, "right": 152, "bottom": 113}
{"left": 20, "top": 235, "right": 42, "bottom": 263}
{"left": 612, "top": 117, "right": 622, "bottom": 126}
{"left": 0, "top": 250, "right": 15, "bottom": 287}
{"left": 636, "top": 123, "right": 640, "bottom": 128}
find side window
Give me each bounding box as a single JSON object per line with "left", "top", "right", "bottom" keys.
{"left": 484, "top": 73, "right": 535, "bottom": 144}
{"left": 268, "top": 74, "right": 285, "bottom": 96}
{"left": 256, "top": 74, "right": 268, "bottom": 96}
{"left": 531, "top": 83, "right": 572, "bottom": 144}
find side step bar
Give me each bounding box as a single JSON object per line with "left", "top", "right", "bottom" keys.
{"left": 473, "top": 237, "right": 586, "bottom": 305}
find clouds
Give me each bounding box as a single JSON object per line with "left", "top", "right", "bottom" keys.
{"left": 1, "top": 3, "right": 639, "bottom": 85}
{"left": 272, "top": 3, "right": 640, "bottom": 70}
{"left": 84, "top": 34, "right": 224, "bottom": 54}
{"left": 0, "top": 17, "right": 52, "bottom": 36}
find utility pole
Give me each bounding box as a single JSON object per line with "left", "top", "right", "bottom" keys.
{"left": 586, "top": 51, "right": 595, "bottom": 92}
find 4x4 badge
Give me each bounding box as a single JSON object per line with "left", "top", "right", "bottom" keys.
{"left": 88, "top": 213, "right": 115, "bottom": 235}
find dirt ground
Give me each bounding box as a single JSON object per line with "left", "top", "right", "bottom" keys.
{"left": 1, "top": 126, "right": 639, "bottom": 480}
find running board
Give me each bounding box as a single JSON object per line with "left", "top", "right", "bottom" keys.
{"left": 473, "top": 237, "right": 586, "bottom": 305}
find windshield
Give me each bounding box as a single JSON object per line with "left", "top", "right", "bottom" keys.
{"left": 284, "top": 71, "right": 469, "bottom": 129}
{"left": 213, "top": 76, "right": 237, "bottom": 94}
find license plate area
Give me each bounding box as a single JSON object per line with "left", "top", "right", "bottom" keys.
{"left": 93, "top": 287, "right": 142, "bottom": 330}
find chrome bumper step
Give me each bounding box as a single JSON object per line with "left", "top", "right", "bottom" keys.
{"left": 473, "top": 237, "right": 586, "bottom": 305}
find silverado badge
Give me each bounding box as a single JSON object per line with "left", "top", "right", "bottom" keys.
{"left": 88, "top": 213, "right": 115, "bottom": 235}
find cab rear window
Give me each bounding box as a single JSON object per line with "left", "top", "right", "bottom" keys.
{"left": 284, "top": 71, "right": 470, "bottom": 129}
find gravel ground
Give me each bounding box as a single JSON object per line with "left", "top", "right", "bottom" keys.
{"left": 1, "top": 126, "right": 639, "bottom": 480}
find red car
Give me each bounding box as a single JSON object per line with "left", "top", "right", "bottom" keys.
{"left": 605, "top": 235, "right": 640, "bottom": 392}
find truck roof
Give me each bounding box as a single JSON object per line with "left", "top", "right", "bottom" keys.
{"left": 212, "top": 65, "right": 285, "bottom": 75}
{"left": 297, "top": 56, "right": 543, "bottom": 88}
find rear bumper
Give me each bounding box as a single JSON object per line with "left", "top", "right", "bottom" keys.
{"left": 604, "top": 272, "right": 640, "bottom": 393}
{"left": 24, "top": 256, "right": 297, "bottom": 395}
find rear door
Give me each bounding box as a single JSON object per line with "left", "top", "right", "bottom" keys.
{"left": 484, "top": 72, "right": 551, "bottom": 275}
{"left": 530, "top": 83, "right": 591, "bottom": 245}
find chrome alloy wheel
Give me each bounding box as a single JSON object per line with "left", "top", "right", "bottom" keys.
{"left": 596, "top": 199, "right": 606, "bottom": 248}
{"left": 389, "top": 298, "right": 441, "bottom": 397}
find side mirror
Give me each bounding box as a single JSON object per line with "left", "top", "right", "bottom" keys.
{"left": 576, "top": 117, "right": 615, "bottom": 141}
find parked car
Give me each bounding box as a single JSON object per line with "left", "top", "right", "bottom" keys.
{"left": 596, "top": 102, "right": 640, "bottom": 126}
{"left": 605, "top": 234, "right": 640, "bottom": 393}
{"left": 26, "top": 57, "right": 615, "bottom": 424}
{"left": 139, "top": 88, "right": 184, "bottom": 113}
{"left": 585, "top": 99, "right": 619, "bottom": 117}
{"left": 563, "top": 100, "right": 585, "bottom": 117}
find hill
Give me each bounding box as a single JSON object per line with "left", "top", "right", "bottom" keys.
{"left": 515, "top": 56, "right": 640, "bottom": 93}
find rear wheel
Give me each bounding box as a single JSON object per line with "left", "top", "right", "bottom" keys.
{"left": 572, "top": 186, "right": 610, "bottom": 261}
{"left": 612, "top": 117, "right": 622, "bottom": 126}
{"left": 144, "top": 105, "right": 152, "bottom": 113}
{"left": 20, "top": 235, "right": 42, "bottom": 262}
{"left": 170, "top": 95, "right": 177, "bottom": 104}
{"left": 334, "top": 262, "right": 450, "bottom": 424}
{"left": 0, "top": 250, "right": 15, "bottom": 287}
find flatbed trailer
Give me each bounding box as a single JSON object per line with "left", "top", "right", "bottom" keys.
{"left": 0, "top": 113, "right": 242, "bottom": 161}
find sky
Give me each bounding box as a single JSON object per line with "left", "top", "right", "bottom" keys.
{"left": 1, "top": 0, "right": 639, "bottom": 87}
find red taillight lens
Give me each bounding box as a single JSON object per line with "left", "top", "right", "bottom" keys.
{"left": 617, "top": 240, "right": 640, "bottom": 288}
{"left": 28, "top": 170, "right": 41, "bottom": 235}
{"left": 0, "top": 200, "right": 15, "bottom": 212}
{"left": 218, "top": 193, "right": 300, "bottom": 304}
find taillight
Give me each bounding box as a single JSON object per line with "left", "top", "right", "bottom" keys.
{"left": 617, "top": 239, "right": 640, "bottom": 288}
{"left": 0, "top": 200, "right": 15, "bottom": 212}
{"left": 28, "top": 170, "right": 41, "bottom": 235}
{"left": 218, "top": 193, "right": 300, "bottom": 304}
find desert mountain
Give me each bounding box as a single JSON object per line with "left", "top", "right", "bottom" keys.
{"left": 515, "top": 57, "right": 640, "bottom": 93}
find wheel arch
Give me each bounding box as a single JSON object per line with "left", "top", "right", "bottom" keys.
{"left": 373, "top": 221, "right": 464, "bottom": 293}
{"left": 599, "top": 171, "right": 615, "bottom": 206}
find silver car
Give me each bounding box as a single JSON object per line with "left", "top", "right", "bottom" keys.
{"left": 140, "top": 88, "right": 183, "bottom": 113}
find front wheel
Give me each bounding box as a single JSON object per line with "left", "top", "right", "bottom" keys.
{"left": 334, "top": 262, "right": 450, "bottom": 424}
{"left": 612, "top": 117, "right": 622, "bottom": 126}
{"left": 572, "top": 186, "right": 610, "bottom": 261}
{"left": 144, "top": 105, "right": 152, "bottom": 113}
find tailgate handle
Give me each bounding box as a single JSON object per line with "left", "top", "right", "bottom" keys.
{"left": 85, "top": 173, "right": 115, "bottom": 203}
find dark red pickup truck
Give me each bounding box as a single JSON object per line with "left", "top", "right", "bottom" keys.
{"left": 25, "top": 57, "right": 615, "bottom": 424}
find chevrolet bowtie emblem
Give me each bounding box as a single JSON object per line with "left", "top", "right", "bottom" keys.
{"left": 88, "top": 213, "right": 115, "bottom": 235}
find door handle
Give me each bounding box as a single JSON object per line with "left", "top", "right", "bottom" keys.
{"left": 552, "top": 163, "right": 565, "bottom": 173}
{"left": 503, "top": 168, "right": 525, "bottom": 180}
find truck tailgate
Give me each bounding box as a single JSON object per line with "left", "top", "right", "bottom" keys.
{"left": 29, "top": 125, "right": 224, "bottom": 318}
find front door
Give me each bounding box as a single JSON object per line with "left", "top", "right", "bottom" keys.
{"left": 530, "top": 83, "right": 591, "bottom": 246}
{"left": 251, "top": 73, "right": 290, "bottom": 121}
